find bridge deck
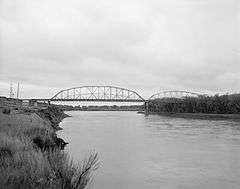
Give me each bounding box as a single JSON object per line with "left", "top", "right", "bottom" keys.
{"left": 24, "top": 99, "right": 146, "bottom": 102}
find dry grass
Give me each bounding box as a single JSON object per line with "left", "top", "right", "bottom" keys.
{"left": 0, "top": 110, "right": 99, "bottom": 189}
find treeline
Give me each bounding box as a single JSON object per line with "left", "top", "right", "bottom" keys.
{"left": 148, "top": 94, "right": 240, "bottom": 114}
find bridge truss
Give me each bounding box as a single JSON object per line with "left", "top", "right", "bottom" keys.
{"left": 149, "top": 91, "right": 201, "bottom": 101}
{"left": 51, "top": 86, "right": 145, "bottom": 102}
{"left": 24, "top": 87, "right": 206, "bottom": 107}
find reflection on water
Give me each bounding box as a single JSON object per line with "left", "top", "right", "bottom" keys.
{"left": 59, "top": 111, "right": 240, "bottom": 189}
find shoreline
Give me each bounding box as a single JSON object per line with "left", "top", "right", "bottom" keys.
{"left": 138, "top": 111, "right": 240, "bottom": 120}
{"left": 65, "top": 110, "right": 240, "bottom": 120}
{"left": 0, "top": 105, "right": 69, "bottom": 151}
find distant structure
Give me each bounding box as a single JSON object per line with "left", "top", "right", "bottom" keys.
{"left": 9, "top": 83, "right": 14, "bottom": 98}
{"left": 51, "top": 86, "right": 145, "bottom": 102}
{"left": 16, "top": 82, "right": 20, "bottom": 99}
{"left": 20, "top": 86, "right": 206, "bottom": 113}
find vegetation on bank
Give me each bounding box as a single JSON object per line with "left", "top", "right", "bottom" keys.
{"left": 148, "top": 93, "right": 240, "bottom": 114}
{"left": 0, "top": 105, "right": 99, "bottom": 189}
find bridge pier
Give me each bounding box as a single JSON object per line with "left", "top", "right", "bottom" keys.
{"left": 144, "top": 101, "right": 149, "bottom": 115}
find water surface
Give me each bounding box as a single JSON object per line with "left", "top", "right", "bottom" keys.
{"left": 59, "top": 111, "right": 240, "bottom": 189}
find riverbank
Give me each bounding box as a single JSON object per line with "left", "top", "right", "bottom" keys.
{"left": 0, "top": 103, "right": 98, "bottom": 189}
{"left": 140, "top": 111, "right": 240, "bottom": 120}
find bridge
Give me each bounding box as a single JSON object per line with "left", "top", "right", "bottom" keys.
{"left": 29, "top": 86, "right": 145, "bottom": 103}
{"left": 24, "top": 86, "right": 203, "bottom": 111}
{"left": 148, "top": 91, "right": 203, "bottom": 105}
{"left": 149, "top": 91, "right": 201, "bottom": 100}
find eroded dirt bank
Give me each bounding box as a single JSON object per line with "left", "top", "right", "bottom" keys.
{"left": 0, "top": 105, "right": 69, "bottom": 150}
{"left": 0, "top": 103, "right": 98, "bottom": 189}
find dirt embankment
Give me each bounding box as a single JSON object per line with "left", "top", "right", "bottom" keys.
{"left": 0, "top": 105, "right": 70, "bottom": 150}
{"left": 34, "top": 105, "right": 70, "bottom": 149}
{"left": 0, "top": 102, "right": 99, "bottom": 189}
{"left": 36, "top": 105, "right": 70, "bottom": 130}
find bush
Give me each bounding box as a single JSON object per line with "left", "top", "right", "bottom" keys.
{"left": 0, "top": 134, "right": 99, "bottom": 189}
{"left": 149, "top": 93, "right": 240, "bottom": 114}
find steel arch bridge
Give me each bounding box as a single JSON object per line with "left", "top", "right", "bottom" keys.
{"left": 24, "top": 87, "right": 205, "bottom": 111}
{"left": 149, "top": 90, "right": 201, "bottom": 100}
{"left": 50, "top": 86, "right": 145, "bottom": 102}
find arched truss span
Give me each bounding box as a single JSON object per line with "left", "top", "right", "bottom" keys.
{"left": 51, "top": 86, "right": 145, "bottom": 102}
{"left": 149, "top": 90, "right": 202, "bottom": 100}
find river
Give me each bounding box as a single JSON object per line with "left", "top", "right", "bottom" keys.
{"left": 59, "top": 111, "right": 240, "bottom": 189}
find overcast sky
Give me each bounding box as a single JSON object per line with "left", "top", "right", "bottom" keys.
{"left": 0, "top": 0, "right": 239, "bottom": 99}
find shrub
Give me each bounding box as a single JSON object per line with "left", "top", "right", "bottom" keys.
{"left": 0, "top": 133, "right": 99, "bottom": 189}
{"left": 149, "top": 93, "right": 240, "bottom": 114}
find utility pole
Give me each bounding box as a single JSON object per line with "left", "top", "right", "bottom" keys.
{"left": 17, "top": 82, "right": 20, "bottom": 99}
{"left": 9, "top": 83, "right": 14, "bottom": 98}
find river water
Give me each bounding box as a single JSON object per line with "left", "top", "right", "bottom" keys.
{"left": 59, "top": 111, "right": 240, "bottom": 189}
